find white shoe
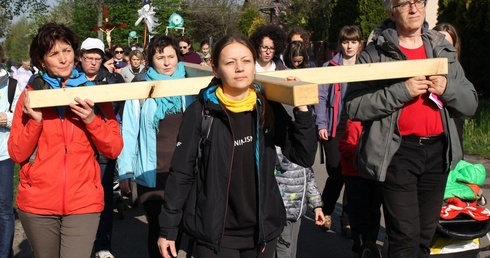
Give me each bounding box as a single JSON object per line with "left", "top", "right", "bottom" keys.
{"left": 95, "top": 250, "right": 115, "bottom": 258}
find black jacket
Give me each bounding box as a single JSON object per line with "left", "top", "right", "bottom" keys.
{"left": 75, "top": 65, "right": 125, "bottom": 162}
{"left": 160, "top": 85, "right": 317, "bottom": 252}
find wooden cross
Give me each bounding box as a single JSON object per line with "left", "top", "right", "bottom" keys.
{"left": 28, "top": 59, "right": 448, "bottom": 108}
{"left": 90, "top": 6, "right": 127, "bottom": 49}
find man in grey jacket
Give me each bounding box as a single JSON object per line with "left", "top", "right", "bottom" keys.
{"left": 344, "top": 0, "right": 478, "bottom": 257}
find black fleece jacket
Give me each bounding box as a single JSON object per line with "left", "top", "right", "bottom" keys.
{"left": 159, "top": 87, "right": 317, "bottom": 252}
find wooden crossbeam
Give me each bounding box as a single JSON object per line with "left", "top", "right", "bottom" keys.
{"left": 259, "top": 58, "right": 449, "bottom": 83}
{"left": 184, "top": 63, "right": 318, "bottom": 106}
{"left": 29, "top": 58, "right": 448, "bottom": 108}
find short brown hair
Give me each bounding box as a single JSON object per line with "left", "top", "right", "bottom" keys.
{"left": 29, "top": 23, "right": 78, "bottom": 71}
{"left": 287, "top": 27, "right": 311, "bottom": 47}
{"left": 337, "top": 25, "right": 363, "bottom": 51}
{"left": 147, "top": 35, "right": 180, "bottom": 68}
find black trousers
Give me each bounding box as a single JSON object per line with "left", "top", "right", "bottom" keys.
{"left": 383, "top": 139, "right": 448, "bottom": 258}
{"left": 143, "top": 200, "right": 164, "bottom": 258}
{"left": 144, "top": 199, "right": 183, "bottom": 258}
{"left": 94, "top": 159, "right": 116, "bottom": 252}
{"left": 321, "top": 135, "right": 345, "bottom": 215}
{"left": 344, "top": 175, "right": 382, "bottom": 253}
{"left": 196, "top": 237, "right": 277, "bottom": 258}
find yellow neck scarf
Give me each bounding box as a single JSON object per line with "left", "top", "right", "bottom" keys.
{"left": 216, "top": 86, "right": 257, "bottom": 113}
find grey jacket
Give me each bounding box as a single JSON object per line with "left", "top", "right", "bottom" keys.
{"left": 344, "top": 20, "right": 478, "bottom": 182}
{"left": 119, "top": 64, "right": 146, "bottom": 83}
{"left": 275, "top": 146, "right": 323, "bottom": 221}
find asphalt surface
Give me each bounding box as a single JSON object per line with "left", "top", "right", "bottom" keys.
{"left": 12, "top": 151, "right": 490, "bottom": 258}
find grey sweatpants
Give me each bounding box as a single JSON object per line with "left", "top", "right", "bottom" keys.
{"left": 276, "top": 219, "right": 302, "bottom": 258}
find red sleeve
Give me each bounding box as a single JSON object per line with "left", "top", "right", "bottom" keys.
{"left": 338, "top": 120, "right": 362, "bottom": 165}
{"left": 8, "top": 90, "right": 43, "bottom": 163}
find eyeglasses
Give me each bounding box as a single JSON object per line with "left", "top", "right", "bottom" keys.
{"left": 82, "top": 56, "right": 102, "bottom": 63}
{"left": 179, "top": 46, "right": 188, "bottom": 50}
{"left": 393, "top": 0, "right": 426, "bottom": 12}
{"left": 260, "top": 46, "right": 275, "bottom": 52}
{"left": 114, "top": 51, "right": 124, "bottom": 54}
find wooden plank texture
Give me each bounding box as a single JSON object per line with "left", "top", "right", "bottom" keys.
{"left": 259, "top": 58, "right": 449, "bottom": 83}
{"left": 29, "top": 58, "right": 448, "bottom": 108}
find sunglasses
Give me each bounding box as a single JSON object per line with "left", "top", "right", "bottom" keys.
{"left": 179, "top": 46, "right": 188, "bottom": 49}
{"left": 114, "top": 51, "right": 124, "bottom": 54}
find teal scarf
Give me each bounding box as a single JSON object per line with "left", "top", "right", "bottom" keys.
{"left": 41, "top": 69, "right": 88, "bottom": 118}
{"left": 42, "top": 69, "right": 88, "bottom": 89}
{"left": 145, "top": 62, "right": 186, "bottom": 130}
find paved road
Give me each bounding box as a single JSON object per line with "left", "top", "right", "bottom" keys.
{"left": 13, "top": 151, "right": 490, "bottom": 258}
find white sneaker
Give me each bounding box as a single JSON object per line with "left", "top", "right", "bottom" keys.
{"left": 95, "top": 250, "right": 115, "bottom": 258}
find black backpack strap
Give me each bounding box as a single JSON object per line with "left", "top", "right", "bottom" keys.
{"left": 29, "top": 75, "right": 50, "bottom": 90}
{"left": 93, "top": 104, "right": 108, "bottom": 122}
{"left": 7, "top": 77, "right": 17, "bottom": 112}
{"left": 195, "top": 105, "right": 214, "bottom": 174}
{"left": 201, "top": 107, "right": 214, "bottom": 143}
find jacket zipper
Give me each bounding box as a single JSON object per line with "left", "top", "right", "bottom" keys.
{"left": 254, "top": 107, "right": 267, "bottom": 252}
{"left": 219, "top": 104, "right": 266, "bottom": 252}
{"left": 380, "top": 112, "right": 397, "bottom": 182}
{"left": 61, "top": 113, "right": 67, "bottom": 214}
{"left": 61, "top": 112, "right": 74, "bottom": 215}
{"left": 219, "top": 110, "right": 234, "bottom": 249}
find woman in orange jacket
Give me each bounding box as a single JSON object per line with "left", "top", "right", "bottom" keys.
{"left": 7, "top": 23, "right": 123, "bottom": 258}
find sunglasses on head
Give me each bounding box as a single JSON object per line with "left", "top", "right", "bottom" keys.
{"left": 115, "top": 51, "right": 124, "bottom": 54}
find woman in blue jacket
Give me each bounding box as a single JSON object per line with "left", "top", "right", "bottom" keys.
{"left": 117, "top": 35, "right": 195, "bottom": 258}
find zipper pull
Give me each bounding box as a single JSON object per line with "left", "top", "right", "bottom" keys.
{"left": 261, "top": 241, "right": 267, "bottom": 253}
{"left": 64, "top": 145, "right": 67, "bottom": 154}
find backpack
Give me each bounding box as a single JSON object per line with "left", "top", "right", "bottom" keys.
{"left": 184, "top": 105, "right": 213, "bottom": 249}
{"left": 7, "top": 77, "right": 17, "bottom": 112}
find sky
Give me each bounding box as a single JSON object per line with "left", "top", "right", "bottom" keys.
{"left": 12, "top": 0, "right": 57, "bottom": 23}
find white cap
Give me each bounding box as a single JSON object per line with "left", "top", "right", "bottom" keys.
{"left": 80, "top": 38, "right": 105, "bottom": 53}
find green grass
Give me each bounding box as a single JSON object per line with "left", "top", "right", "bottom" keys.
{"left": 463, "top": 99, "right": 490, "bottom": 158}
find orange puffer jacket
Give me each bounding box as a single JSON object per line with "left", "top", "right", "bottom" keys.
{"left": 8, "top": 90, "right": 123, "bottom": 215}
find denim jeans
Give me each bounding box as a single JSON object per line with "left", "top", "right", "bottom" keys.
{"left": 0, "top": 158, "right": 15, "bottom": 258}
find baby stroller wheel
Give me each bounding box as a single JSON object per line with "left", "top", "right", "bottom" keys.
{"left": 359, "top": 241, "right": 382, "bottom": 258}
{"left": 116, "top": 197, "right": 125, "bottom": 220}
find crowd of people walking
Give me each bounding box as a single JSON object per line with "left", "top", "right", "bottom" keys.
{"left": 0, "top": 0, "right": 480, "bottom": 258}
